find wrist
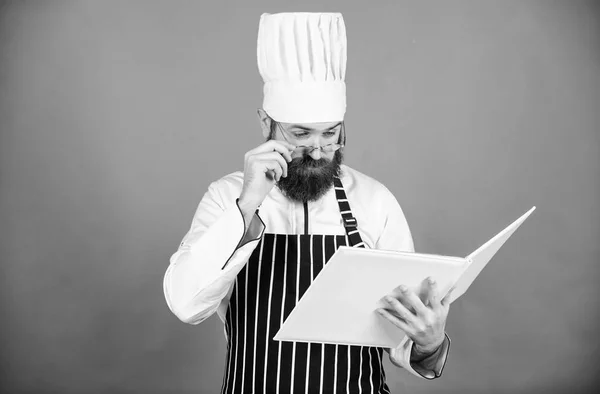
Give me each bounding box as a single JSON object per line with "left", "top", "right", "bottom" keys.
{"left": 237, "top": 196, "right": 260, "bottom": 229}
{"left": 411, "top": 338, "right": 444, "bottom": 362}
{"left": 238, "top": 194, "right": 260, "bottom": 212}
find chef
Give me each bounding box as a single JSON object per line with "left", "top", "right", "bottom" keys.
{"left": 163, "top": 12, "right": 453, "bottom": 394}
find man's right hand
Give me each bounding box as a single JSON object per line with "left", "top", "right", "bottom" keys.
{"left": 238, "top": 140, "right": 295, "bottom": 217}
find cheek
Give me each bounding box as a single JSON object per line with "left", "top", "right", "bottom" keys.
{"left": 291, "top": 151, "right": 305, "bottom": 160}
{"left": 324, "top": 151, "right": 336, "bottom": 161}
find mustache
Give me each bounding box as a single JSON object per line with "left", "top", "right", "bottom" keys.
{"left": 288, "top": 155, "right": 330, "bottom": 169}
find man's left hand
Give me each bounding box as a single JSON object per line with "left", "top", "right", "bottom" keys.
{"left": 377, "top": 277, "right": 454, "bottom": 356}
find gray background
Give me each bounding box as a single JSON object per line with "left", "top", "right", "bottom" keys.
{"left": 1, "top": 1, "right": 598, "bottom": 393}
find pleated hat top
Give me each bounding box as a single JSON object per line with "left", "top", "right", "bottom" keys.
{"left": 257, "top": 12, "right": 348, "bottom": 124}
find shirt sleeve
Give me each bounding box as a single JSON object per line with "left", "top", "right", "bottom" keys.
{"left": 374, "top": 186, "right": 450, "bottom": 379}
{"left": 373, "top": 184, "right": 415, "bottom": 254}
{"left": 389, "top": 333, "right": 451, "bottom": 379}
{"left": 163, "top": 180, "right": 265, "bottom": 325}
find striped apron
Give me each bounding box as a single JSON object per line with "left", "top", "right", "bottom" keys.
{"left": 221, "top": 177, "right": 391, "bottom": 394}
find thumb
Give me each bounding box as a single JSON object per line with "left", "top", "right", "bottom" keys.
{"left": 441, "top": 286, "right": 455, "bottom": 307}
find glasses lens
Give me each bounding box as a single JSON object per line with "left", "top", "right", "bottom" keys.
{"left": 321, "top": 144, "right": 342, "bottom": 152}
{"left": 295, "top": 144, "right": 343, "bottom": 154}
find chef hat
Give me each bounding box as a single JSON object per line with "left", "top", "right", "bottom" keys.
{"left": 257, "top": 12, "right": 347, "bottom": 125}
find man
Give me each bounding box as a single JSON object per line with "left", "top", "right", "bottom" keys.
{"left": 164, "top": 12, "right": 453, "bottom": 394}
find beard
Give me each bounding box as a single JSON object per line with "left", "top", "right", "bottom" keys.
{"left": 276, "top": 150, "right": 344, "bottom": 203}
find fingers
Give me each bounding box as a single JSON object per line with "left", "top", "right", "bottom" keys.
{"left": 376, "top": 308, "right": 412, "bottom": 334}
{"left": 392, "top": 285, "right": 429, "bottom": 317}
{"left": 441, "top": 286, "right": 455, "bottom": 307}
{"left": 417, "top": 278, "right": 431, "bottom": 305}
{"left": 245, "top": 141, "right": 293, "bottom": 179}
{"left": 271, "top": 139, "right": 297, "bottom": 152}
{"left": 246, "top": 151, "right": 289, "bottom": 182}
{"left": 250, "top": 140, "right": 295, "bottom": 161}
{"left": 269, "top": 141, "right": 294, "bottom": 163}
{"left": 263, "top": 161, "right": 283, "bottom": 181}
{"left": 240, "top": 139, "right": 296, "bottom": 205}
{"left": 257, "top": 152, "right": 289, "bottom": 178}
{"left": 420, "top": 277, "right": 442, "bottom": 310}
{"left": 380, "top": 295, "right": 418, "bottom": 325}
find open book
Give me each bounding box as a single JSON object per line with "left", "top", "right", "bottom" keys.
{"left": 273, "top": 206, "right": 536, "bottom": 348}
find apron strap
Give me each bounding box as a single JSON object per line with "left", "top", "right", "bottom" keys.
{"left": 333, "top": 176, "right": 365, "bottom": 248}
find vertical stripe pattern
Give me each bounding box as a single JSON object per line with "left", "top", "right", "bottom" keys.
{"left": 221, "top": 179, "right": 390, "bottom": 393}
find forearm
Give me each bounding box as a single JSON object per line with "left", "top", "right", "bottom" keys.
{"left": 388, "top": 333, "right": 451, "bottom": 380}
{"left": 410, "top": 338, "right": 445, "bottom": 363}
{"left": 386, "top": 341, "right": 440, "bottom": 362}
{"left": 164, "top": 200, "right": 265, "bottom": 323}
{"left": 238, "top": 196, "right": 261, "bottom": 233}
{"left": 410, "top": 333, "right": 451, "bottom": 378}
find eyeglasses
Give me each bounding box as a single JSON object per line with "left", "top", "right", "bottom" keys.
{"left": 275, "top": 121, "right": 345, "bottom": 154}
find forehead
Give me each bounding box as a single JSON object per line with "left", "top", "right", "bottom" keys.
{"left": 279, "top": 121, "right": 341, "bottom": 131}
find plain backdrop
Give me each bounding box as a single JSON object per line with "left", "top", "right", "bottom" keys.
{"left": 1, "top": 1, "right": 598, "bottom": 393}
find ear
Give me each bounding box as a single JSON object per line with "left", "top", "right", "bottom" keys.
{"left": 256, "top": 108, "right": 272, "bottom": 139}
{"left": 339, "top": 121, "right": 346, "bottom": 145}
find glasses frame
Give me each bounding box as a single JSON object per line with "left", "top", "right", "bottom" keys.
{"left": 274, "top": 120, "right": 345, "bottom": 154}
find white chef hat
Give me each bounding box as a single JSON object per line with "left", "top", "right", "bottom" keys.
{"left": 257, "top": 12, "right": 347, "bottom": 124}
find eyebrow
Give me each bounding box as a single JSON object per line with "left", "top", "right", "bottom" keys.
{"left": 289, "top": 122, "right": 342, "bottom": 131}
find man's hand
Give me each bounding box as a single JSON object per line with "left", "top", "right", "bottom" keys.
{"left": 377, "top": 277, "right": 454, "bottom": 357}
{"left": 238, "top": 140, "right": 295, "bottom": 219}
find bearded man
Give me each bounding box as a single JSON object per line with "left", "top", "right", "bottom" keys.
{"left": 163, "top": 12, "right": 452, "bottom": 394}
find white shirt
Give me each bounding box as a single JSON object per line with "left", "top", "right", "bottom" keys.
{"left": 163, "top": 164, "right": 448, "bottom": 379}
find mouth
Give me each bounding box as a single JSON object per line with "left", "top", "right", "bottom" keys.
{"left": 293, "top": 156, "right": 330, "bottom": 166}
{"left": 295, "top": 162, "right": 330, "bottom": 175}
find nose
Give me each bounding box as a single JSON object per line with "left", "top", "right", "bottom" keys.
{"left": 308, "top": 148, "right": 322, "bottom": 160}
{"left": 305, "top": 135, "right": 326, "bottom": 160}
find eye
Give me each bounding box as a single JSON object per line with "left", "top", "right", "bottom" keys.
{"left": 293, "top": 131, "right": 310, "bottom": 138}
{"left": 323, "top": 131, "right": 337, "bottom": 137}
